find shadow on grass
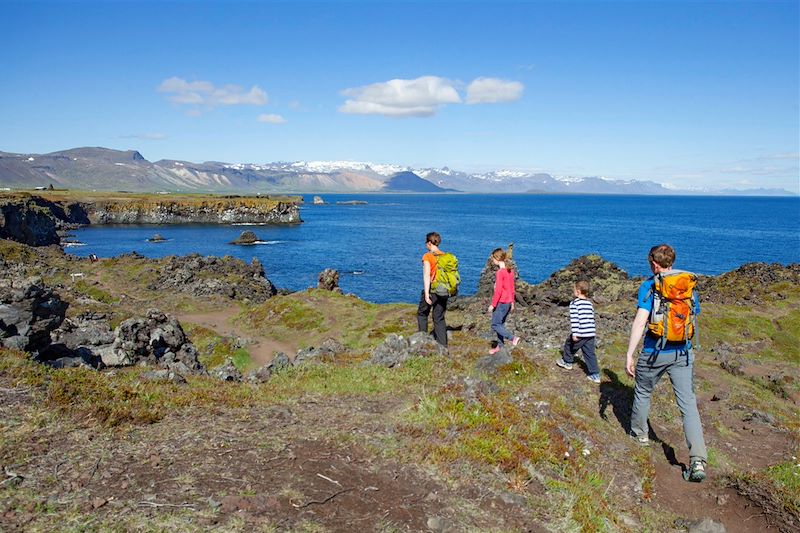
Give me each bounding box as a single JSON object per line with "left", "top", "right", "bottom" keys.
{"left": 599, "top": 368, "right": 683, "bottom": 469}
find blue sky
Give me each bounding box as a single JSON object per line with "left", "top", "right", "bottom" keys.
{"left": 2, "top": 0, "right": 798, "bottom": 192}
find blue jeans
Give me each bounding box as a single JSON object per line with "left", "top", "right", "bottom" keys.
{"left": 491, "top": 303, "right": 514, "bottom": 344}
{"left": 630, "top": 350, "right": 707, "bottom": 463}
{"left": 562, "top": 336, "right": 599, "bottom": 375}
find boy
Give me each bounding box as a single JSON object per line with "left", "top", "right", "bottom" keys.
{"left": 556, "top": 280, "right": 600, "bottom": 383}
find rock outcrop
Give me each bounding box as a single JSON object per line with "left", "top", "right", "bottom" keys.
{"left": 0, "top": 199, "right": 62, "bottom": 246}
{"left": 0, "top": 194, "right": 301, "bottom": 248}
{"left": 87, "top": 199, "right": 300, "bottom": 225}
{"left": 370, "top": 332, "right": 447, "bottom": 367}
{"left": 0, "top": 277, "right": 68, "bottom": 352}
{"left": 148, "top": 254, "right": 277, "bottom": 303}
{"left": 317, "top": 269, "right": 342, "bottom": 293}
{"left": 229, "top": 230, "right": 259, "bottom": 245}
{"left": 103, "top": 308, "right": 203, "bottom": 372}
{"left": 47, "top": 311, "right": 116, "bottom": 365}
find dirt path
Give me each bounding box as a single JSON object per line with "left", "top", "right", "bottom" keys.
{"left": 178, "top": 306, "right": 297, "bottom": 366}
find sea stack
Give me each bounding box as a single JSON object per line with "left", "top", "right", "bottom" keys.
{"left": 229, "top": 230, "right": 259, "bottom": 245}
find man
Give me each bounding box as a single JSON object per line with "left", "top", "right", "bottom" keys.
{"left": 417, "top": 231, "right": 448, "bottom": 347}
{"left": 624, "top": 244, "right": 707, "bottom": 482}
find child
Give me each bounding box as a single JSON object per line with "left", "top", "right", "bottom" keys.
{"left": 487, "top": 248, "right": 521, "bottom": 354}
{"left": 556, "top": 280, "right": 600, "bottom": 383}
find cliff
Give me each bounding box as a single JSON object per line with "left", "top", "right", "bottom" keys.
{"left": 85, "top": 197, "right": 300, "bottom": 225}
{"left": 0, "top": 192, "right": 302, "bottom": 246}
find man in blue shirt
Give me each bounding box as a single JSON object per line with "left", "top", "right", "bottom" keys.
{"left": 624, "top": 244, "right": 707, "bottom": 482}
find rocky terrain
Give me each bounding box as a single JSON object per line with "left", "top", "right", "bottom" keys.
{"left": 0, "top": 238, "right": 798, "bottom": 532}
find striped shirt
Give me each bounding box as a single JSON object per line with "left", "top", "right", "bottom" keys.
{"left": 569, "top": 297, "right": 596, "bottom": 337}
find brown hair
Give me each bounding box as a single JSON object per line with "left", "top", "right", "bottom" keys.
{"left": 426, "top": 232, "right": 441, "bottom": 246}
{"left": 648, "top": 244, "right": 676, "bottom": 269}
{"left": 575, "top": 279, "right": 591, "bottom": 297}
{"left": 491, "top": 248, "right": 512, "bottom": 271}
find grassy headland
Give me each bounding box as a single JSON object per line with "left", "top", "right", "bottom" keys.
{"left": 0, "top": 239, "right": 797, "bottom": 532}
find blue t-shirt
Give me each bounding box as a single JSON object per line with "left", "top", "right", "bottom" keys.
{"left": 637, "top": 276, "right": 700, "bottom": 354}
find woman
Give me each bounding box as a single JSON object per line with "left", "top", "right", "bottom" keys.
{"left": 488, "top": 248, "right": 521, "bottom": 354}
{"left": 417, "top": 231, "right": 448, "bottom": 347}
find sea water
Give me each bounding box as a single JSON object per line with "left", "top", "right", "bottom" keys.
{"left": 68, "top": 194, "right": 800, "bottom": 304}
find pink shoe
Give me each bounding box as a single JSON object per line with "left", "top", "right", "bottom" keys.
{"left": 511, "top": 336, "right": 521, "bottom": 346}
{"left": 488, "top": 346, "right": 501, "bottom": 355}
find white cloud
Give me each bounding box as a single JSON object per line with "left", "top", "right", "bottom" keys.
{"left": 157, "top": 77, "right": 268, "bottom": 109}
{"left": 257, "top": 113, "right": 287, "bottom": 124}
{"left": 119, "top": 132, "right": 167, "bottom": 140}
{"left": 466, "top": 77, "right": 524, "bottom": 104}
{"left": 339, "top": 76, "right": 461, "bottom": 118}
{"left": 339, "top": 75, "right": 524, "bottom": 117}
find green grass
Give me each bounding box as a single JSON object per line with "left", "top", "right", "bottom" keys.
{"left": 546, "top": 469, "right": 616, "bottom": 533}
{"left": 701, "top": 304, "right": 800, "bottom": 364}
{"left": 237, "top": 290, "right": 415, "bottom": 350}
{"left": 266, "top": 356, "right": 438, "bottom": 398}
{"left": 185, "top": 323, "right": 254, "bottom": 371}
{"left": 400, "top": 387, "right": 558, "bottom": 476}
{"left": 72, "top": 279, "right": 119, "bottom": 304}
{"left": 766, "top": 459, "right": 800, "bottom": 497}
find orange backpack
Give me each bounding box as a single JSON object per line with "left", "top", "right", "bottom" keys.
{"left": 647, "top": 271, "right": 697, "bottom": 347}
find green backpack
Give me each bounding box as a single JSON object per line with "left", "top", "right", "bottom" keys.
{"left": 432, "top": 252, "right": 461, "bottom": 296}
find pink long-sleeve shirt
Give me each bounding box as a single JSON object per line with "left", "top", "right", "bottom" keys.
{"left": 491, "top": 268, "right": 516, "bottom": 307}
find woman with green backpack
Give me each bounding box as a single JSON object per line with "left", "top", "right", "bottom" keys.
{"left": 417, "top": 231, "right": 451, "bottom": 347}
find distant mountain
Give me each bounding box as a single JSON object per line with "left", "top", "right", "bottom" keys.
{"left": 0, "top": 147, "right": 794, "bottom": 196}
{"left": 383, "top": 171, "right": 453, "bottom": 192}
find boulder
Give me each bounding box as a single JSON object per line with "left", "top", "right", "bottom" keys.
{"left": 370, "top": 332, "right": 446, "bottom": 367}
{"left": 0, "top": 277, "right": 68, "bottom": 352}
{"left": 229, "top": 230, "right": 259, "bottom": 245}
{"left": 210, "top": 358, "right": 243, "bottom": 382}
{"left": 103, "top": 309, "right": 203, "bottom": 372}
{"left": 147, "top": 233, "right": 166, "bottom": 242}
{"left": 317, "top": 269, "right": 342, "bottom": 293}
{"left": 50, "top": 312, "right": 115, "bottom": 352}
{"left": 475, "top": 346, "right": 513, "bottom": 375}
{"left": 246, "top": 352, "right": 292, "bottom": 383}
{"left": 294, "top": 337, "right": 346, "bottom": 366}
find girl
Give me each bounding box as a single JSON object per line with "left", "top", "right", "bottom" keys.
{"left": 488, "top": 248, "right": 521, "bottom": 354}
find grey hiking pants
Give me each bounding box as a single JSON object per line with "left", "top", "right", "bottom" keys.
{"left": 630, "top": 350, "right": 707, "bottom": 463}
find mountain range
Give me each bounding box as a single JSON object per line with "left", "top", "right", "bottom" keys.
{"left": 0, "top": 147, "right": 793, "bottom": 196}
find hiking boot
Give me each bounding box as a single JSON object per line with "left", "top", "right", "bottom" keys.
{"left": 635, "top": 435, "right": 650, "bottom": 446}
{"left": 556, "top": 359, "right": 573, "bottom": 370}
{"left": 511, "top": 336, "right": 521, "bottom": 346}
{"left": 683, "top": 460, "right": 707, "bottom": 482}
{"left": 488, "top": 346, "right": 501, "bottom": 355}
{"left": 587, "top": 373, "right": 601, "bottom": 384}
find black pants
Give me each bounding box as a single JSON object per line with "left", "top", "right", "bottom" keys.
{"left": 417, "top": 290, "right": 449, "bottom": 346}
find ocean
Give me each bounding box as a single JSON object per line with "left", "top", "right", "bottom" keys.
{"left": 67, "top": 194, "right": 800, "bottom": 304}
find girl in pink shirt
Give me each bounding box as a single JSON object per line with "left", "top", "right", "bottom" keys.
{"left": 488, "top": 248, "right": 521, "bottom": 354}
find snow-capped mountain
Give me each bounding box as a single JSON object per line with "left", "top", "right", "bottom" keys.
{"left": 0, "top": 147, "right": 793, "bottom": 196}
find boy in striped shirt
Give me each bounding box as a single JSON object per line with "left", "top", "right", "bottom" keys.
{"left": 556, "top": 280, "right": 600, "bottom": 383}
